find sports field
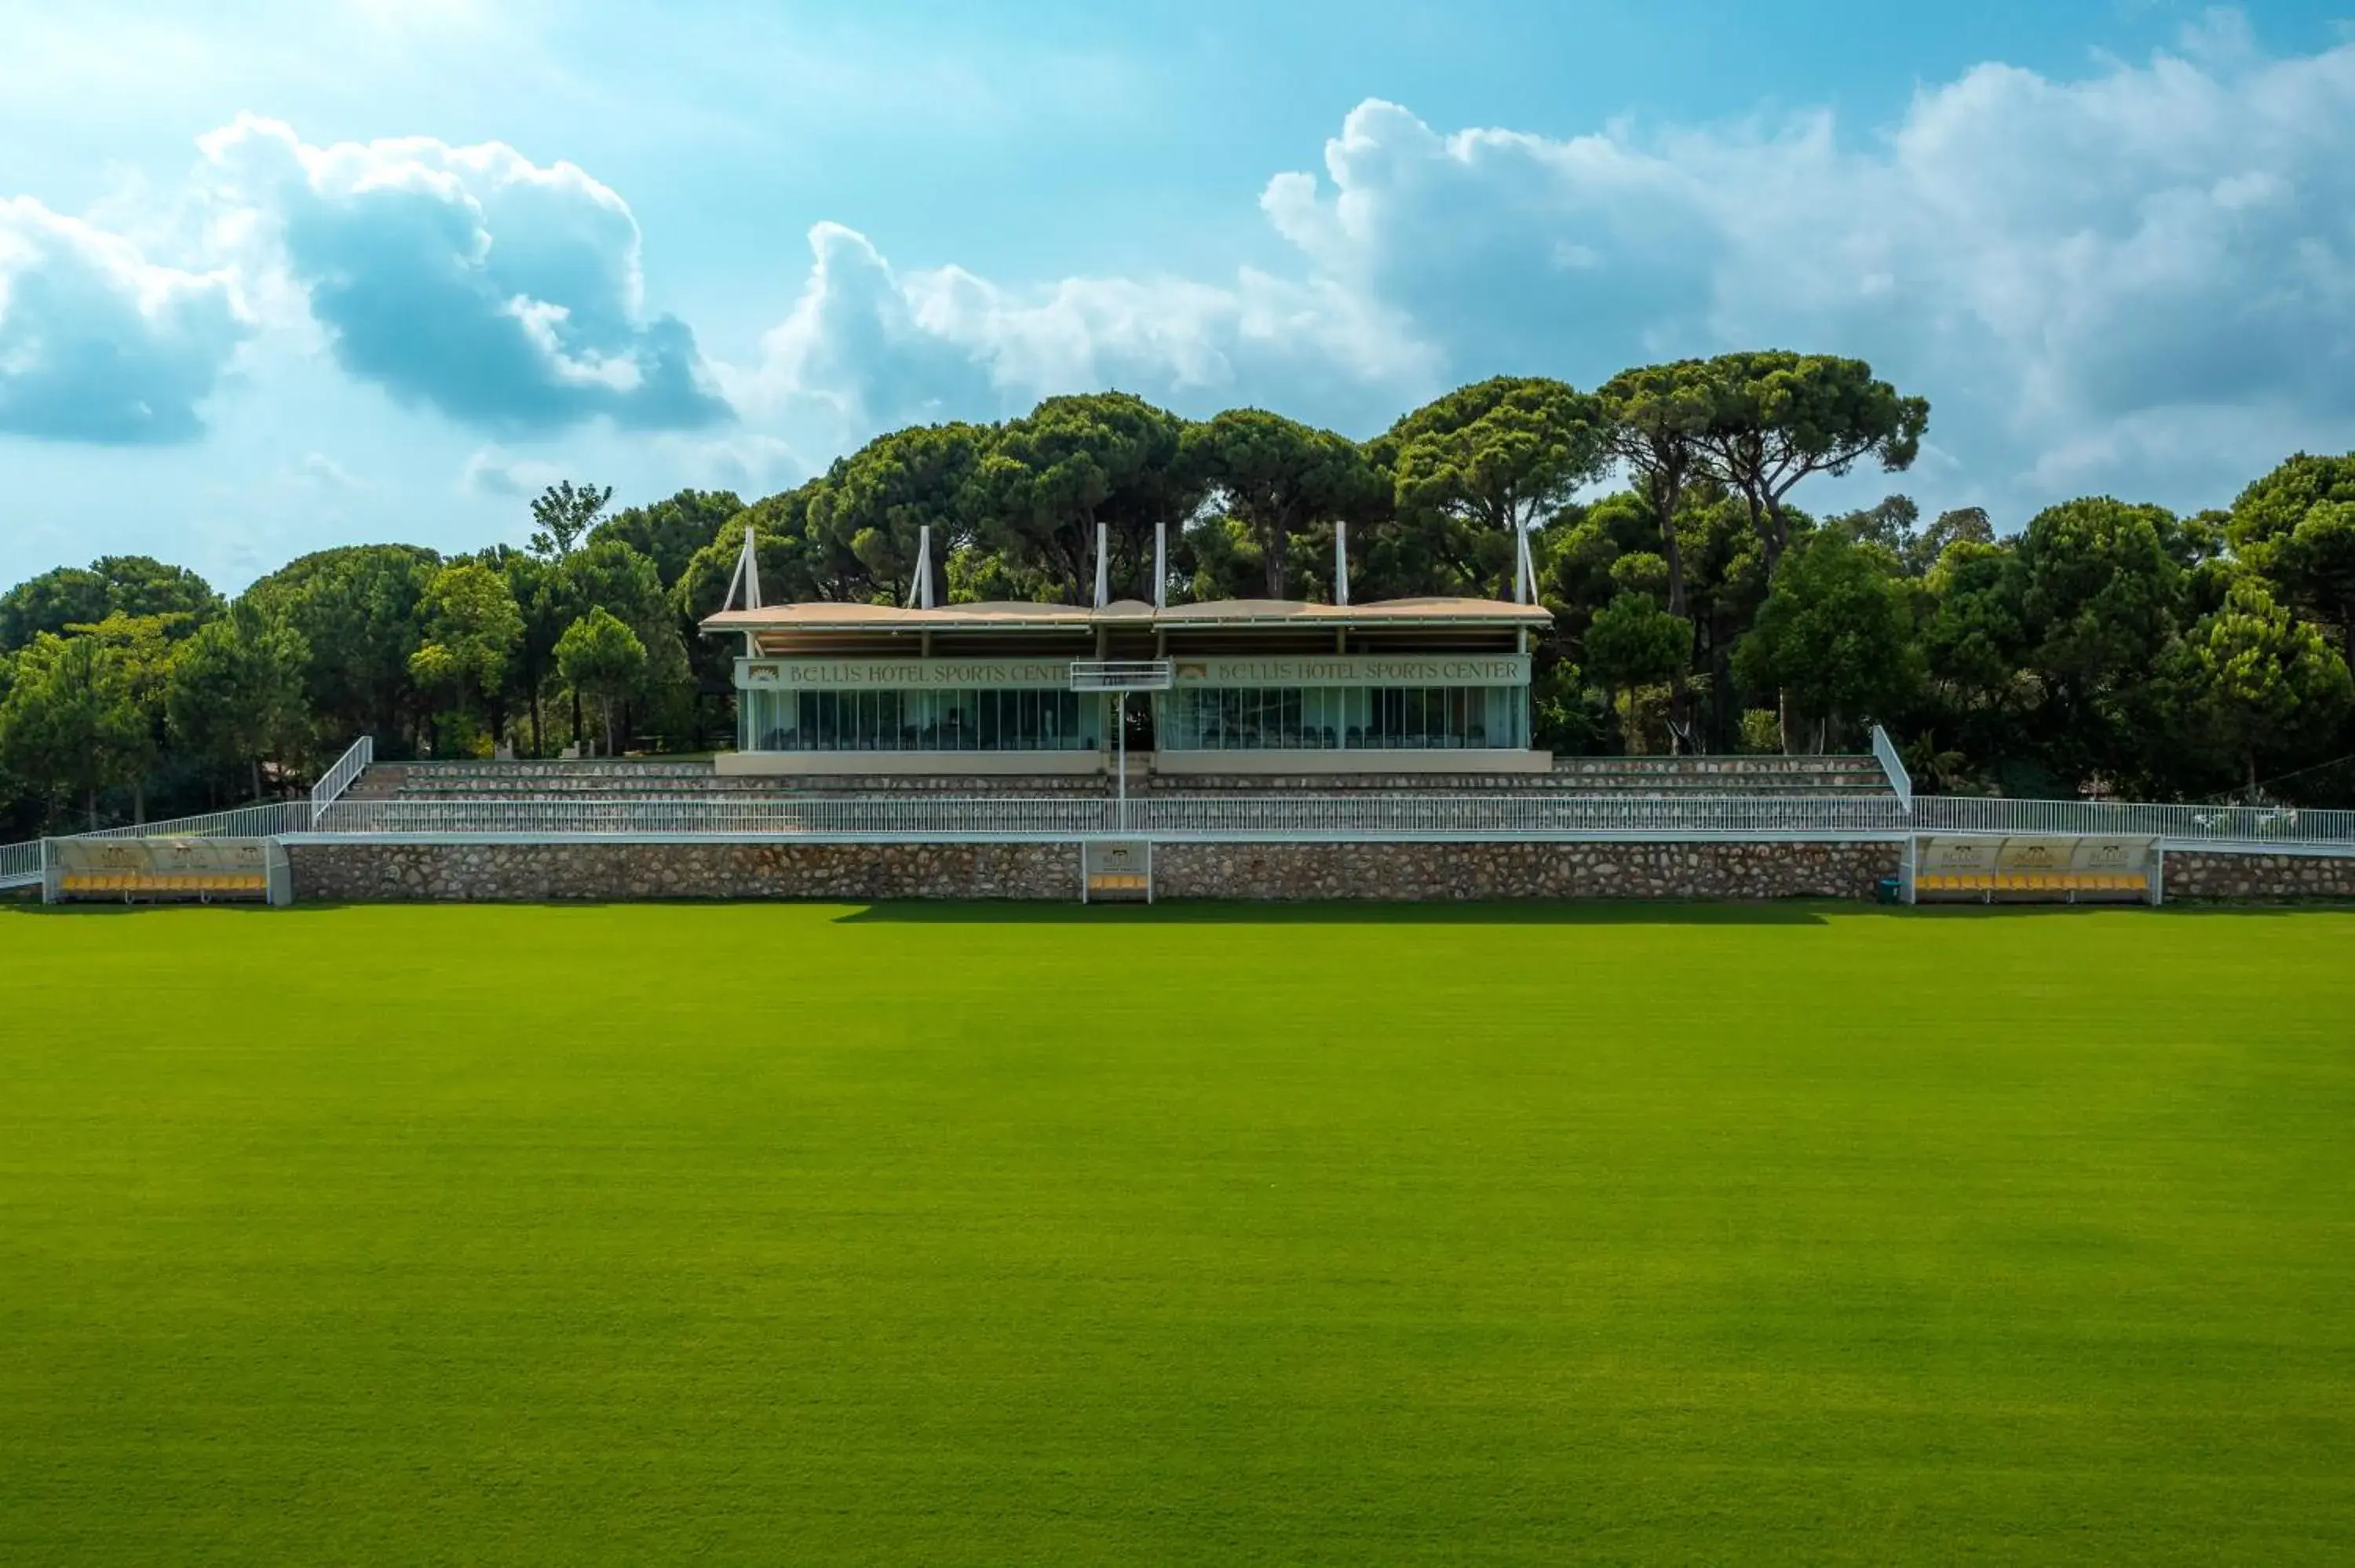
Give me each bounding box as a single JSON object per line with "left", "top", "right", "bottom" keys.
{"left": 2, "top": 901, "right": 2350, "bottom": 1563}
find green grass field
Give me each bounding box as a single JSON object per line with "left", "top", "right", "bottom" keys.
{"left": 3, "top": 901, "right": 2351, "bottom": 1563}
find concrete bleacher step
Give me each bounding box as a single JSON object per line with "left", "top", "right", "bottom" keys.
{"left": 338, "top": 753, "right": 1898, "bottom": 804}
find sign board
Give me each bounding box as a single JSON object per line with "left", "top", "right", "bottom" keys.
{"left": 1170, "top": 655, "right": 1529, "bottom": 688}
{"left": 45, "top": 836, "right": 290, "bottom": 906}
{"left": 739, "top": 658, "right": 1073, "bottom": 691}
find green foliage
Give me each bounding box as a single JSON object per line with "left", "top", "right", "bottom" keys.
{"left": 589, "top": 488, "right": 744, "bottom": 590}
{"left": 1584, "top": 591, "right": 1693, "bottom": 750}
{"left": 556, "top": 607, "right": 648, "bottom": 756}
{"left": 2230, "top": 453, "right": 2355, "bottom": 663}
{"left": 2160, "top": 576, "right": 2354, "bottom": 797}
{"left": 820, "top": 422, "right": 994, "bottom": 603}
{"left": 1600, "top": 359, "right": 1717, "bottom": 618}
{"left": 245, "top": 544, "right": 440, "bottom": 749}
{"left": 0, "top": 631, "right": 155, "bottom": 826}
{"left": 408, "top": 562, "right": 524, "bottom": 743}
{"left": 1735, "top": 531, "right": 1920, "bottom": 749}
{"left": 1698, "top": 350, "right": 1929, "bottom": 566}
{"left": 0, "top": 556, "right": 220, "bottom": 653}
{"left": 528, "top": 480, "right": 614, "bottom": 560}
{"left": 1375, "top": 376, "right": 1608, "bottom": 597}
{"left": 11, "top": 385, "right": 2355, "bottom": 804}
{"left": 165, "top": 601, "right": 311, "bottom": 797}
{"left": 1182, "top": 409, "right": 1380, "bottom": 600}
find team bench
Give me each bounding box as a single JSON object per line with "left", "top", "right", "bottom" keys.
{"left": 56, "top": 871, "right": 271, "bottom": 899}
{"left": 1915, "top": 871, "right": 2149, "bottom": 899}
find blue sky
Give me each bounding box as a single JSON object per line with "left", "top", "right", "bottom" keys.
{"left": 3, "top": 0, "right": 2353, "bottom": 588}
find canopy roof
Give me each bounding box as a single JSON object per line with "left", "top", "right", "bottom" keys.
{"left": 703, "top": 596, "right": 1550, "bottom": 636}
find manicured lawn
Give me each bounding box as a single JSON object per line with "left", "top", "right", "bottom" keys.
{"left": 2, "top": 902, "right": 2350, "bottom": 1563}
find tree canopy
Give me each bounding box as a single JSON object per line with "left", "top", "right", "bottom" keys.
{"left": 7, "top": 361, "right": 2355, "bottom": 830}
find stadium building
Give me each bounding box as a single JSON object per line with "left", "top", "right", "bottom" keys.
{"left": 699, "top": 523, "right": 1554, "bottom": 777}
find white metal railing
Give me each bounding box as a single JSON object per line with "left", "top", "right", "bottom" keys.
{"left": 1913, "top": 794, "right": 2355, "bottom": 846}
{"left": 298, "top": 791, "right": 2355, "bottom": 846}
{"left": 0, "top": 800, "right": 313, "bottom": 891}
{"left": 1871, "top": 724, "right": 1912, "bottom": 811}
{"left": 310, "top": 793, "right": 1919, "bottom": 840}
{"left": 10, "top": 788, "right": 2352, "bottom": 888}
{"left": 310, "top": 735, "right": 374, "bottom": 821}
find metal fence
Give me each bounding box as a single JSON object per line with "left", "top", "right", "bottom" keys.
{"left": 312, "top": 793, "right": 1919, "bottom": 841}
{"left": 0, "top": 800, "right": 312, "bottom": 892}
{"left": 305, "top": 791, "right": 2355, "bottom": 847}
{"left": 10, "top": 779, "right": 2353, "bottom": 894}
{"left": 1913, "top": 794, "right": 2355, "bottom": 846}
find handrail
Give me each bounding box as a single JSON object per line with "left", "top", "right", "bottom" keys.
{"left": 296, "top": 790, "right": 2355, "bottom": 846}
{"left": 309, "top": 735, "right": 374, "bottom": 824}
{"left": 1871, "top": 724, "right": 1912, "bottom": 811}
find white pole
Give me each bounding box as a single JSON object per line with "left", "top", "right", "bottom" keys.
{"left": 913, "top": 524, "right": 935, "bottom": 609}
{"left": 1115, "top": 692, "right": 1127, "bottom": 831}
{"left": 1334, "top": 519, "right": 1349, "bottom": 607}
{"left": 1154, "top": 521, "right": 1167, "bottom": 610}
{"left": 1094, "top": 521, "right": 1109, "bottom": 608}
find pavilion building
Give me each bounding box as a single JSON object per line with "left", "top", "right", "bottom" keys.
{"left": 700, "top": 593, "right": 1552, "bottom": 777}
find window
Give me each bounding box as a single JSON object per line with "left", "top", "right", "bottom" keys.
{"left": 1157, "top": 686, "right": 1524, "bottom": 750}
{"left": 744, "top": 688, "right": 1099, "bottom": 752}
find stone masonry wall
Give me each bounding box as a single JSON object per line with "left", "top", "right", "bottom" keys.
{"left": 2163, "top": 850, "right": 2355, "bottom": 900}
{"left": 289, "top": 841, "right": 1079, "bottom": 902}
{"left": 285, "top": 839, "right": 2355, "bottom": 904}
{"left": 1156, "top": 840, "right": 1902, "bottom": 901}
{"left": 288, "top": 837, "right": 1904, "bottom": 903}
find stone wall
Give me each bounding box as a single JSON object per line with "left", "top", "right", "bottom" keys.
{"left": 1155, "top": 840, "right": 1901, "bottom": 901}
{"left": 280, "top": 837, "right": 2355, "bottom": 905}
{"left": 2163, "top": 850, "right": 2355, "bottom": 901}
{"left": 289, "top": 841, "right": 1078, "bottom": 902}
{"left": 288, "top": 837, "right": 1902, "bottom": 903}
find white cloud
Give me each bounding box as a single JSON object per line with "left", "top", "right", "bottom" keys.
{"left": 0, "top": 195, "right": 248, "bottom": 443}
{"left": 197, "top": 113, "right": 730, "bottom": 433}
{"left": 458, "top": 445, "right": 564, "bottom": 498}
{"left": 728, "top": 219, "right": 1437, "bottom": 454}
{"left": 736, "top": 22, "right": 2355, "bottom": 517}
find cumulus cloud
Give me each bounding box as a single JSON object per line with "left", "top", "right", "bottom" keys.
{"left": 0, "top": 196, "right": 247, "bottom": 443}
{"left": 740, "top": 24, "right": 2355, "bottom": 515}
{"left": 199, "top": 114, "right": 729, "bottom": 434}
{"left": 1251, "top": 34, "right": 2355, "bottom": 505}
{"left": 729, "top": 219, "right": 1437, "bottom": 451}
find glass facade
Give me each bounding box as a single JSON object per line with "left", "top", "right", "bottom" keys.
{"left": 1156, "top": 686, "right": 1525, "bottom": 750}
{"left": 742, "top": 687, "right": 1101, "bottom": 753}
